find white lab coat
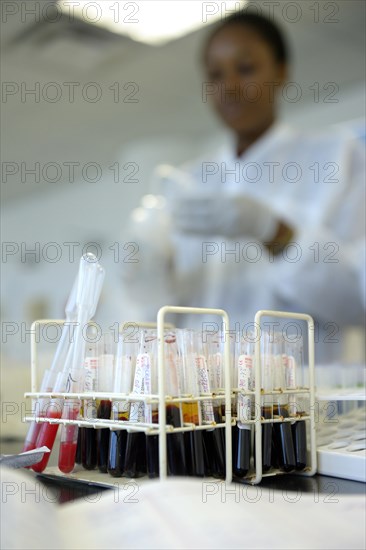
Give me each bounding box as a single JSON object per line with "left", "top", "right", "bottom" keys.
{"left": 166, "top": 122, "right": 365, "bottom": 361}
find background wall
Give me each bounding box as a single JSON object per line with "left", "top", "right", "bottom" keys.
{"left": 1, "top": 2, "right": 365, "bottom": 425}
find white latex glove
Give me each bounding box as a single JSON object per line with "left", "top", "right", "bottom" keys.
{"left": 173, "top": 193, "right": 278, "bottom": 241}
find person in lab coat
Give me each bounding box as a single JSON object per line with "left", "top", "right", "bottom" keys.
{"left": 123, "top": 12, "right": 365, "bottom": 361}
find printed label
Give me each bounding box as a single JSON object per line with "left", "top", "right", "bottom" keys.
{"left": 196, "top": 355, "right": 215, "bottom": 424}
{"left": 208, "top": 352, "right": 222, "bottom": 390}
{"left": 84, "top": 357, "right": 98, "bottom": 419}
{"left": 129, "top": 353, "right": 150, "bottom": 423}
{"left": 237, "top": 354, "right": 253, "bottom": 424}
{"left": 84, "top": 357, "right": 98, "bottom": 391}
{"left": 142, "top": 354, "right": 152, "bottom": 425}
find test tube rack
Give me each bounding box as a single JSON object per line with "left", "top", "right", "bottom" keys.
{"left": 24, "top": 307, "right": 317, "bottom": 484}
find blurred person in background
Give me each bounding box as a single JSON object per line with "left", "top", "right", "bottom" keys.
{"left": 122, "top": 12, "right": 365, "bottom": 362}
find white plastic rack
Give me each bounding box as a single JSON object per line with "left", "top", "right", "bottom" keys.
{"left": 315, "top": 388, "right": 365, "bottom": 482}
{"left": 24, "top": 307, "right": 317, "bottom": 484}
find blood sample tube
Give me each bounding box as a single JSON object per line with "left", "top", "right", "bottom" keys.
{"left": 124, "top": 329, "right": 149, "bottom": 478}
{"left": 285, "top": 338, "right": 307, "bottom": 471}
{"left": 97, "top": 334, "right": 115, "bottom": 473}
{"left": 185, "top": 330, "right": 224, "bottom": 478}
{"left": 81, "top": 343, "right": 98, "bottom": 471}
{"left": 144, "top": 330, "right": 187, "bottom": 478}
{"left": 272, "top": 334, "right": 295, "bottom": 473}
{"left": 58, "top": 368, "right": 85, "bottom": 473}
{"left": 32, "top": 371, "right": 68, "bottom": 473}
{"left": 261, "top": 331, "right": 273, "bottom": 472}
{"left": 204, "top": 331, "right": 226, "bottom": 478}
{"left": 23, "top": 369, "right": 55, "bottom": 454}
{"left": 233, "top": 335, "right": 254, "bottom": 478}
{"left": 180, "top": 330, "right": 205, "bottom": 477}
{"left": 108, "top": 330, "right": 136, "bottom": 477}
{"left": 164, "top": 331, "right": 186, "bottom": 476}
{"left": 24, "top": 279, "right": 78, "bottom": 454}
{"left": 142, "top": 331, "right": 159, "bottom": 479}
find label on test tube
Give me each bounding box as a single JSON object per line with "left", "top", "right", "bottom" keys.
{"left": 143, "top": 354, "right": 152, "bottom": 424}
{"left": 208, "top": 352, "right": 222, "bottom": 390}
{"left": 195, "top": 355, "right": 215, "bottom": 424}
{"left": 130, "top": 353, "right": 149, "bottom": 423}
{"left": 237, "top": 354, "right": 253, "bottom": 425}
{"left": 84, "top": 357, "right": 98, "bottom": 420}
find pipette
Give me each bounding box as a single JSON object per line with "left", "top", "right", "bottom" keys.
{"left": 22, "top": 277, "right": 78, "bottom": 453}
{"left": 58, "top": 256, "right": 105, "bottom": 473}
{"left": 33, "top": 254, "right": 104, "bottom": 472}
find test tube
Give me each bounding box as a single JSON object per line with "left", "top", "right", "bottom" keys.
{"left": 180, "top": 329, "right": 205, "bottom": 477}
{"left": 97, "top": 333, "right": 115, "bottom": 473}
{"left": 260, "top": 331, "right": 273, "bottom": 472}
{"left": 108, "top": 330, "right": 135, "bottom": 477}
{"left": 233, "top": 334, "right": 254, "bottom": 478}
{"left": 186, "top": 330, "right": 225, "bottom": 478}
{"left": 272, "top": 333, "right": 295, "bottom": 472}
{"left": 23, "top": 369, "right": 56, "bottom": 455}
{"left": 124, "top": 329, "right": 148, "bottom": 478}
{"left": 23, "top": 279, "right": 78, "bottom": 454}
{"left": 285, "top": 337, "right": 307, "bottom": 470}
{"left": 204, "top": 331, "right": 226, "bottom": 478}
{"left": 81, "top": 342, "right": 98, "bottom": 470}
{"left": 58, "top": 368, "right": 85, "bottom": 473}
{"left": 32, "top": 371, "right": 68, "bottom": 472}
{"left": 164, "top": 331, "right": 186, "bottom": 476}
{"left": 143, "top": 330, "right": 187, "bottom": 478}
{"left": 143, "top": 330, "right": 159, "bottom": 478}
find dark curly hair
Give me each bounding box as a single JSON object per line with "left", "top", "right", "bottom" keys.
{"left": 204, "top": 11, "right": 289, "bottom": 65}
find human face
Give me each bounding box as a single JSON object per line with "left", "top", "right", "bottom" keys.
{"left": 204, "top": 24, "right": 287, "bottom": 138}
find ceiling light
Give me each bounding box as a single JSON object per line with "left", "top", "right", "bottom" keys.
{"left": 57, "top": 1, "right": 247, "bottom": 45}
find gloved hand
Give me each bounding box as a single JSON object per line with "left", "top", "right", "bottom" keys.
{"left": 173, "top": 193, "right": 279, "bottom": 242}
